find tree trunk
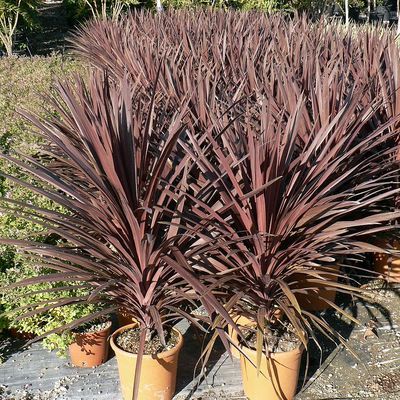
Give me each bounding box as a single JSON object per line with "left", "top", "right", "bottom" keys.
{"left": 156, "top": 0, "right": 163, "bottom": 12}
{"left": 397, "top": 0, "right": 400, "bottom": 35}
{"left": 345, "top": 0, "right": 349, "bottom": 26}
{"left": 0, "top": 3, "right": 20, "bottom": 57}
{"left": 367, "top": 0, "right": 371, "bottom": 23}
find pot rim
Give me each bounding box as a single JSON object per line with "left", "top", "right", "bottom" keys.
{"left": 73, "top": 321, "right": 112, "bottom": 338}
{"left": 232, "top": 329, "right": 306, "bottom": 358}
{"left": 240, "top": 340, "right": 305, "bottom": 358}
{"left": 110, "top": 322, "right": 183, "bottom": 359}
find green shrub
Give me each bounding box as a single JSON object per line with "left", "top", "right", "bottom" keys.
{"left": 63, "top": 0, "right": 141, "bottom": 24}
{"left": 61, "top": 0, "right": 389, "bottom": 23}
{"left": 61, "top": 0, "right": 313, "bottom": 20}
{"left": 0, "top": 58, "right": 81, "bottom": 231}
{"left": 161, "top": 0, "right": 217, "bottom": 8}
{"left": 0, "top": 258, "right": 102, "bottom": 357}
{"left": 0, "top": 258, "right": 63, "bottom": 336}
{"left": 63, "top": 0, "right": 91, "bottom": 23}
{"left": 42, "top": 303, "right": 104, "bottom": 357}
{"left": 230, "top": 0, "right": 285, "bottom": 11}
{"left": 0, "top": 56, "right": 84, "bottom": 238}
{"left": 0, "top": 56, "right": 85, "bottom": 335}
{"left": 0, "top": 0, "right": 41, "bottom": 28}
{"left": 160, "top": 0, "right": 284, "bottom": 10}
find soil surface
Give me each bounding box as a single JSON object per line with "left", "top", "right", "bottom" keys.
{"left": 72, "top": 320, "right": 111, "bottom": 335}
{"left": 240, "top": 322, "right": 301, "bottom": 353}
{"left": 115, "top": 327, "right": 179, "bottom": 355}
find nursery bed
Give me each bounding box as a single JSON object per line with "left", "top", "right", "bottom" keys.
{"left": 298, "top": 282, "right": 400, "bottom": 400}
{"left": 1, "top": 282, "right": 399, "bottom": 400}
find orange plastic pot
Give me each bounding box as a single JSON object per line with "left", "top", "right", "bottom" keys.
{"left": 110, "top": 323, "right": 183, "bottom": 400}
{"left": 227, "top": 315, "right": 252, "bottom": 359}
{"left": 227, "top": 310, "right": 283, "bottom": 359}
{"left": 69, "top": 324, "right": 111, "bottom": 368}
{"left": 234, "top": 330, "right": 304, "bottom": 400}
{"left": 292, "top": 265, "right": 339, "bottom": 311}
{"left": 117, "top": 308, "right": 137, "bottom": 327}
{"left": 374, "top": 242, "right": 400, "bottom": 283}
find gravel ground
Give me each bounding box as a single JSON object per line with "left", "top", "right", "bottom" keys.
{"left": 297, "top": 281, "right": 400, "bottom": 400}
{"left": 0, "top": 377, "right": 73, "bottom": 400}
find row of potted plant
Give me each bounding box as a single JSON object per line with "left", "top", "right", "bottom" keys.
{"left": 1, "top": 11, "right": 400, "bottom": 400}
{"left": 75, "top": 10, "right": 400, "bottom": 284}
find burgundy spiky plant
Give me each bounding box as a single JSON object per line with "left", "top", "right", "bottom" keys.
{"left": 3, "top": 10, "right": 400, "bottom": 394}
{"left": 177, "top": 78, "right": 400, "bottom": 358}
{"left": 71, "top": 11, "right": 400, "bottom": 130}
{"left": 70, "top": 11, "right": 400, "bottom": 339}
{"left": 0, "top": 70, "right": 236, "bottom": 399}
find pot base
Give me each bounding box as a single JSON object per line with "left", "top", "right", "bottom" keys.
{"left": 240, "top": 342, "right": 304, "bottom": 400}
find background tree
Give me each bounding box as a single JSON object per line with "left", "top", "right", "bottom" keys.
{"left": 0, "top": 0, "right": 40, "bottom": 56}
{"left": 0, "top": 0, "right": 21, "bottom": 56}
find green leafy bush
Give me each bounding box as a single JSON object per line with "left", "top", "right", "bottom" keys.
{"left": 63, "top": 0, "right": 91, "bottom": 23}
{"left": 63, "top": 0, "right": 140, "bottom": 24}
{"left": 0, "top": 56, "right": 85, "bottom": 336}
{"left": 0, "top": 0, "right": 41, "bottom": 28}
{"left": 0, "top": 57, "right": 84, "bottom": 236}
{"left": 159, "top": 0, "right": 285, "bottom": 10}
{"left": 61, "top": 0, "right": 394, "bottom": 24}
{"left": 162, "top": 0, "right": 222, "bottom": 8}
{"left": 42, "top": 303, "right": 104, "bottom": 357}
{"left": 0, "top": 258, "right": 102, "bottom": 357}
{"left": 0, "top": 259, "right": 65, "bottom": 336}
{"left": 229, "top": 0, "right": 285, "bottom": 11}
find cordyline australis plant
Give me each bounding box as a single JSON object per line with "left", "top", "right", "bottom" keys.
{"left": 0, "top": 71, "right": 234, "bottom": 399}
{"left": 71, "top": 11, "right": 398, "bottom": 101}
{"left": 73, "top": 16, "right": 400, "bottom": 262}
{"left": 70, "top": 11, "right": 400, "bottom": 346}
{"left": 72, "top": 10, "right": 400, "bottom": 216}
{"left": 71, "top": 11, "right": 400, "bottom": 133}
{"left": 178, "top": 84, "right": 400, "bottom": 362}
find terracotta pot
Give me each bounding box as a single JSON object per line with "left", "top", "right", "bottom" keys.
{"left": 117, "top": 308, "right": 136, "bottom": 327}
{"left": 110, "top": 323, "right": 183, "bottom": 400}
{"left": 292, "top": 265, "right": 339, "bottom": 311}
{"left": 69, "top": 324, "right": 111, "bottom": 368}
{"left": 228, "top": 310, "right": 283, "bottom": 359}
{"left": 228, "top": 315, "right": 253, "bottom": 359}
{"left": 234, "top": 330, "right": 304, "bottom": 400}
{"left": 373, "top": 242, "right": 400, "bottom": 283}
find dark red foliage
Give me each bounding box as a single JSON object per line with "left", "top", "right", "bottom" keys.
{"left": 3, "top": 10, "right": 400, "bottom": 390}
